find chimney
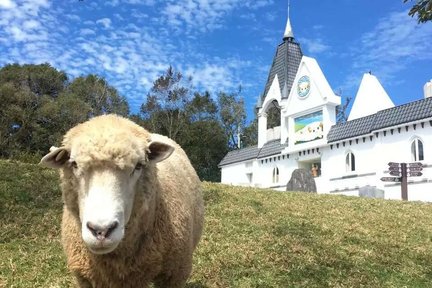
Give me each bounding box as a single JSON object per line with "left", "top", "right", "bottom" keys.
{"left": 425, "top": 80, "right": 432, "bottom": 98}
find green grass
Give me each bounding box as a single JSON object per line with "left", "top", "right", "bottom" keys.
{"left": 2, "top": 160, "right": 432, "bottom": 287}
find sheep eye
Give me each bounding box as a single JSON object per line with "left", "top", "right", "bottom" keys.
{"left": 71, "top": 161, "right": 78, "bottom": 169}
{"left": 134, "top": 163, "right": 143, "bottom": 171}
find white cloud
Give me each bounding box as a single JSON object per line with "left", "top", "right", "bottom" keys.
{"left": 96, "top": 18, "right": 112, "bottom": 29}
{"left": 0, "top": 0, "right": 16, "bottom": 9}
{"left": 349, "top": 10, "right": 432, "bottom": 84}
{"left": 80, "top": 28, "right": 95, "bottom": 36}
{"left": 162, "top": 0, "right": 273, "bottom": 33}
{"left": 298, "top": 37, "right": 330, "bottom": 54}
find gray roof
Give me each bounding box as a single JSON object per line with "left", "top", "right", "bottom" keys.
{"left": 218, "top": 139, "right": 287, "bottom": 167}
{"left": 261, "top": 39, "right": 303, "bottom": 103}
{"left": 218, "top": 145, "right": 260, "bottom": 167}
{"left": 328, "top": 97, "right": 432, "bottom": 143}
{"left": 257, "top": 139, "right": 288, "bottom": 159}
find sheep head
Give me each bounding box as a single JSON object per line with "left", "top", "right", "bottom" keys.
{"left": 39, "top": 116, "right": 174, "bottom": 255}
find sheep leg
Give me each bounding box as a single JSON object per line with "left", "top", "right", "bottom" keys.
{"left": 74, "top": 273, "right": 93, "bottom": 288}
{"left": 153, "top": 262, "right": 192, "bottom": 288}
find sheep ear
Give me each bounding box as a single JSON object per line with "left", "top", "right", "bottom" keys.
{"left": 148, "top": 141, "right": 174, "bottom": 163}
{"left": 39, "top": 146, "right": 70, "bottom": 169}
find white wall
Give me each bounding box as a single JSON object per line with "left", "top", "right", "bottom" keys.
{"left": 220, "top": 120, "right": 432, "bottom": 202}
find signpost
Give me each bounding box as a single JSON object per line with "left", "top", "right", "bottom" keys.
{"left": 381, "top": 162, "right": 423, "bottom": 201}
{"left": 380, "top": 177, "right": 401, "bottom": 182}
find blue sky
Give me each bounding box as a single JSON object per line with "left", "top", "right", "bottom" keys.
{"left": 0, "top": 0, "right": 431, "bottom": 121}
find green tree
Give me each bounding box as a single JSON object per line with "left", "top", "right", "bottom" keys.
{"left": 242, "top": 118, "right": 258, "bottom": 147}
{"left": 0, "top": 63, "right": 69, "bottom": 157}
{"left": 140, "top": 66, "right": 192, "bottom": 141}
{"left": 404, "top": 0, "right": 432, "bottom": 23}
{"left": 217, "top": 89, "right": 246, "bottom": 150}
{"left": 68, "top": 75, "right": 129, "bottom": 117}
{"left": 0, "top": 64, "right": 127, "bottom": 159}
{"left": 181, "top": 91, "right": 228, "bottom": 181}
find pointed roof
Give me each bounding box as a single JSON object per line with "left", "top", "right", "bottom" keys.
{"left": 348, "top": 73, "right": 395, "bottom": 121}
{"left": 283, "top": 0, "right": 294, "bottom": 40}
{"left": 261, "top": 14, "right": 302, "bottom": 102}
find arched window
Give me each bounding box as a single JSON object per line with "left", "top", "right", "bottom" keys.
{"left": 272, "top": 167, "right": 279, "bottom": 183}
{"left": 345, "top": 152, "right": 355, "bottom": 172}
{"left": 411, "top": 138, "right": 424, "bottom": 161}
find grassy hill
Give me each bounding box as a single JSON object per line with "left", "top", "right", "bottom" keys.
{"left": 2, "top": 160, "right": 432, "bottom": 287}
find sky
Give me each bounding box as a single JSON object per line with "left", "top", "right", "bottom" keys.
{"left": 0, "top": 0, "right": 431, "bottom": 121}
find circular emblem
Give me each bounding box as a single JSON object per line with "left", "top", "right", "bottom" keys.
{"left": 297, "top": 75, "right": 311, "bottom": 98}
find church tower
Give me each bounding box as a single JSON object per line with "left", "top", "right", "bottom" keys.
{"left": 257, "top": 3, "right": 303, "bottom": 148}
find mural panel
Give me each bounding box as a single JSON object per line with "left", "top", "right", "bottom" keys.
{"left": 294, "top": 110, "right": 323, "bottom": 144}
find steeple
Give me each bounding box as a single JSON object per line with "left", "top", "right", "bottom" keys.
{"left": 283, "top": 0, "right": 294, "bottom": 41}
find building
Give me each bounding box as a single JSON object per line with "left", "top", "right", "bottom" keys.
{"left": 218, "top": 14, "right": 432, "bottom": 201}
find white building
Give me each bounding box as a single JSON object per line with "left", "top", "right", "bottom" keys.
{"left": 219, "top": 15, "right": 432, "bottom": 201}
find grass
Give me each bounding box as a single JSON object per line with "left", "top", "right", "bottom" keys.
{"left": 2, "top": 160, "right": 432, "bottom": 287}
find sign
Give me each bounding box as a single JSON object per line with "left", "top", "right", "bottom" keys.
{"left": 408, "top": 172, "right": 423, "bottom": 177}
{"left": 389, "top": 166, "right": 400, "bottom": 172}
{"left": 408, "top": 162, "right": 423, "bottom": 168}
{"left": 388, "top": 162, "right": 400, "bottom": 167}
{"left": 381, "top": 177, "right": 401, "bottom": 182}
{"left": 408, "top": 166, "right": 423, "bottom": 172}
{"left": 389, "top": 171, "right": 401, "bottom": 176}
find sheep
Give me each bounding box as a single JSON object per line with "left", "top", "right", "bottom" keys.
{"left": 40, "top": 114, "right": 204, "bottom": 288}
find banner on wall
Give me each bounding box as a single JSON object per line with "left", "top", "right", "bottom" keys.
{"left": 294, "top": 110, "right": 323, "bottom": 144}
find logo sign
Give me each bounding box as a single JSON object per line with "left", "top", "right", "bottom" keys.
{"left": 408, "top": 172, "right": 423, "bottom": 177}
{"left": 388, "top": 162, "right": 400, "bottom": 167}
{"left": 381, "top": 177, "right": 401, "bottom": 182}
{"left": 409, "top": 162, "right": 423, "bottom": 168}
{"left": 408, "top": 166, "right": 423, "bottom": 172}
{"left": 389, "top": 171, "right": 401, "bottom": 176}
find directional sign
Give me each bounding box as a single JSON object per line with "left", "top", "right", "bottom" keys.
{"left": 408, "top": 166, "right": 423, "bottom": 172}
{"left": 409, "top": 162, "right": 423, "bottom": 168}
{"left": 388, "top": 162, "right": 400, "bottom": 167}
{"left": 389, "top": 171, "right": 401, "bottom": 176}
{"left": 381, "top": 177, "right": 401, "bottom": 182}
{"left": 408, "top": 172, "right": 423, "bottom": 177}
{"left": 389, "top": 166, "right": 400, "bottom": 172}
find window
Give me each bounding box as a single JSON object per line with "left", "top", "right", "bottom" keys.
{"left": 346, "top": 152, "right": 355, "bottom": 172}
{"left": 272, "top": 167, "right": 279, "bottom": 183}
{"left": 411, "top": 138, "right": 424, "bottom": 161}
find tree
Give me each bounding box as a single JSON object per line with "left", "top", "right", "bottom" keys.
{"left": 217, "top": 88, "right": 246, "bottom": 150}
{"left": 140, "top": 66, "right": 192, "bottom": 141}
{"left": 0, "top": 63, "right": 70, "bottom": 157}
{"left": 180, "top": 91, "right": 228, "bottom": 181}
{"left": 404, "top": 0, "right": 432, "bottom": 23}
{"left": 242, "top": 118, "right": 258, "bottom": 147}
{"left": 0, "top": 64, "right": 128, "bottom": 159}
{"left": 68, "top": 75, "right": 129, "bottom": 117}
{"left": 336, "top": 96, "right": 352, "bottom": 123}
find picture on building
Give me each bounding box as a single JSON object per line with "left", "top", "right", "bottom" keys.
{"left": 294, "top": 110, "right": 324, "bottom": 144}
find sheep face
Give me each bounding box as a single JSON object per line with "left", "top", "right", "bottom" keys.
{"left": 74, "top": 163, "right": 141, "bottom": 254}
{"left": 40, "top": 137, "right": 174, "bottom": 255}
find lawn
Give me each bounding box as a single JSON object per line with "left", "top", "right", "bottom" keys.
{"left": 2, "top": 160, "right": 432, "bottom": 287}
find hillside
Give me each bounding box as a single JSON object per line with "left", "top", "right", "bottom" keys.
{"left": 1, "top": 160, "right": 432, "bottom": 287}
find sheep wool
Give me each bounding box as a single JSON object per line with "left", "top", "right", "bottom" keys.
{"left": 40, "top": 114, "right": 204, "bottom": 288}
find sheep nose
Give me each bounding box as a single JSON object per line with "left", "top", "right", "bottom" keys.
{"left": 86, "top": 221, "right": 118, "bottom": 240}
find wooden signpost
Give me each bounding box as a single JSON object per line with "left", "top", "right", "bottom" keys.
{"left": 381, "top": 162, "right": 423, "bottom": 200}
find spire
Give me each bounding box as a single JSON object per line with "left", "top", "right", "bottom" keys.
{"left": 283, "top": 0, "right": 294, "bottom": 40}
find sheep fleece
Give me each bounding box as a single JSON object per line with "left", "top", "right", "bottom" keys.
{"left": 59, "top": 115, "right": 204, "bottom": 287}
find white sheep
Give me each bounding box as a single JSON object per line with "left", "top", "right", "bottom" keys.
{"left": 40, "top": 114, "right": 204, "bottom": 287}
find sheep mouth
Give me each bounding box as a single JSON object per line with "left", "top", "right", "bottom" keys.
{"left": 87, "top": 244, "right": 118, "bottom": 255}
